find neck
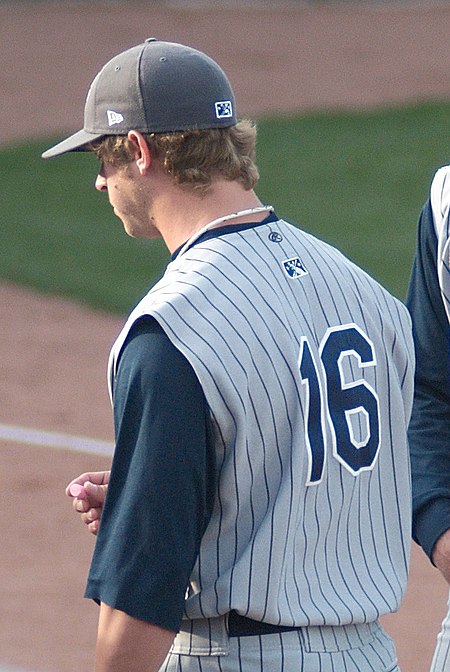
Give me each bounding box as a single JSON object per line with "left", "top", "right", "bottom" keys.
{"left": 152, "top": 180, "right": 268, "bottom": 253}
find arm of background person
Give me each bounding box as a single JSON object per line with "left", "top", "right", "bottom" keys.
{"left": 432, "top": 531, "right": 450, "bottom": 583}
{"left": 406, "top": 195, "right": 450, "bottom": 577}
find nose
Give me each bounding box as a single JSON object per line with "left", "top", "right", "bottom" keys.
{"left": 95, "top": 165, "right": 108, "bottom": 192}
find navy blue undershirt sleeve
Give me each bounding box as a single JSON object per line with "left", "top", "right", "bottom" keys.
{"left": 84, "top": 317, "right": 216, "bottom": 632}
{"left": 406, "top": 198, "right": 450, "bottom": 560}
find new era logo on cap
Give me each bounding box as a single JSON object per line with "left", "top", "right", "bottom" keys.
{"left": 107, "top": 110, "right": 124, "bottom": 126}
{"left": 215, "top": 100, "right": 233, "bottom": 119}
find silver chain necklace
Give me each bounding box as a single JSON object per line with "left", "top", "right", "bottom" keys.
{"left": 176, "top": 205, "right": 274, "bottom": 258}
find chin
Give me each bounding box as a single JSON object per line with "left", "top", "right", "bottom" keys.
{"left": 123, "top": 227, "right": 138, "bottom": 239}
{"left": 117, "top": 216, "right": 137, "bottom": 237}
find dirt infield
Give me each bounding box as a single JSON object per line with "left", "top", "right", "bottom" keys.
{"left": 2, "top": 3, "right": 450, "bottom": 671}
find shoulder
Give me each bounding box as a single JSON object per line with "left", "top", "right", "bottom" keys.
{"left": 117, "top": 316, "right": 196, "bottom": 384}
{"left": 119, "top": 316, "right": 171, "bottom": 366}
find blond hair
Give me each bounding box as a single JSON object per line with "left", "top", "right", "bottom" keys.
{"left": 90, "top": 120, "right": 259, "bottom": 194}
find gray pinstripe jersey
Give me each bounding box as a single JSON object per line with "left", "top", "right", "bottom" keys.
{"left": 430, "top": 165, "right": 450, "bottom": 323}
{"left": 108, "top": 217, "right": 414, "bottom": 628}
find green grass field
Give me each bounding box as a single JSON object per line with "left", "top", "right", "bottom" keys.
{"left": 2, "top": 101, "right": 450, "bottom": 314}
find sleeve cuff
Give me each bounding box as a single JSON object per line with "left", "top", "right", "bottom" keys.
{"left": 84, "top": 578, "right": 183, "bottom": 633}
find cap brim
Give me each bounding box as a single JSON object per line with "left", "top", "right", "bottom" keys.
{"left": 41, "top": 129, "right": 105, "bottom": 159}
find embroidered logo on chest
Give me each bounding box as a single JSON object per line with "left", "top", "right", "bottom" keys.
{"left": 282, "top": 256, "right": 308, "bottom": 279}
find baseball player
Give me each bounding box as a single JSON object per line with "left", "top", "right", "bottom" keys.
{"left": 44, "top": 39, "right": 415, "bottom": 672}
{"left": 406, "top": 165, "right": 450, "bottom": 672}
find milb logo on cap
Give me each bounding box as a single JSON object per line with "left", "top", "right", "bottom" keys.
{"left": 215, "top": 101, "right": 233, "bottom": 119}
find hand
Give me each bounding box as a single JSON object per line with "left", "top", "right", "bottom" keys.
{"left": 432, "top": 529, "right": 450, "bottom": 584}
{"left": 66, "top": 471, "right": 110, "bottom": 535}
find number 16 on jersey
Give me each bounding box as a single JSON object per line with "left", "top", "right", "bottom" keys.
{"left": 299, "top": 323, "right": 381, "bottom": 485}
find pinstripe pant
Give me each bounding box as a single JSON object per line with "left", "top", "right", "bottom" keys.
{"left": 430, "top": 591, "right": 450, "bottom": 672}
{"left": 160, "top": 616, "right": 399, "bottom": 671}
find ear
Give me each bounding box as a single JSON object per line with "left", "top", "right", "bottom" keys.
{"left": 127, "top": 130, "right": 152, "bottom": 175}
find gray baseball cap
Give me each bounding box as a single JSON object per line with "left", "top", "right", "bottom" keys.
{"left": 42, "top": 38, "right": 237, "bottom": 159}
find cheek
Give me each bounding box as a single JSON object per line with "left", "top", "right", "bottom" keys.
{"left": 109, "top": 181, "right": 127, "bottom": 203}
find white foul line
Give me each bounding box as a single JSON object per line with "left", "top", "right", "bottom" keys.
{"left": 0, "top": 425, "right": 113, "bottom": 672}
{"left": 0, "top": 423, "right": 114, "bottom": 456}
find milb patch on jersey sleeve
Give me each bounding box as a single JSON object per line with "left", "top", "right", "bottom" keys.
{"left": 282, "top": 257, "right": 308, "bottom": 279}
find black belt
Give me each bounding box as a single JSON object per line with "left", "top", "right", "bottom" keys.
{"left": 228, "top": 610, "right": 299, "bottom": 637}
